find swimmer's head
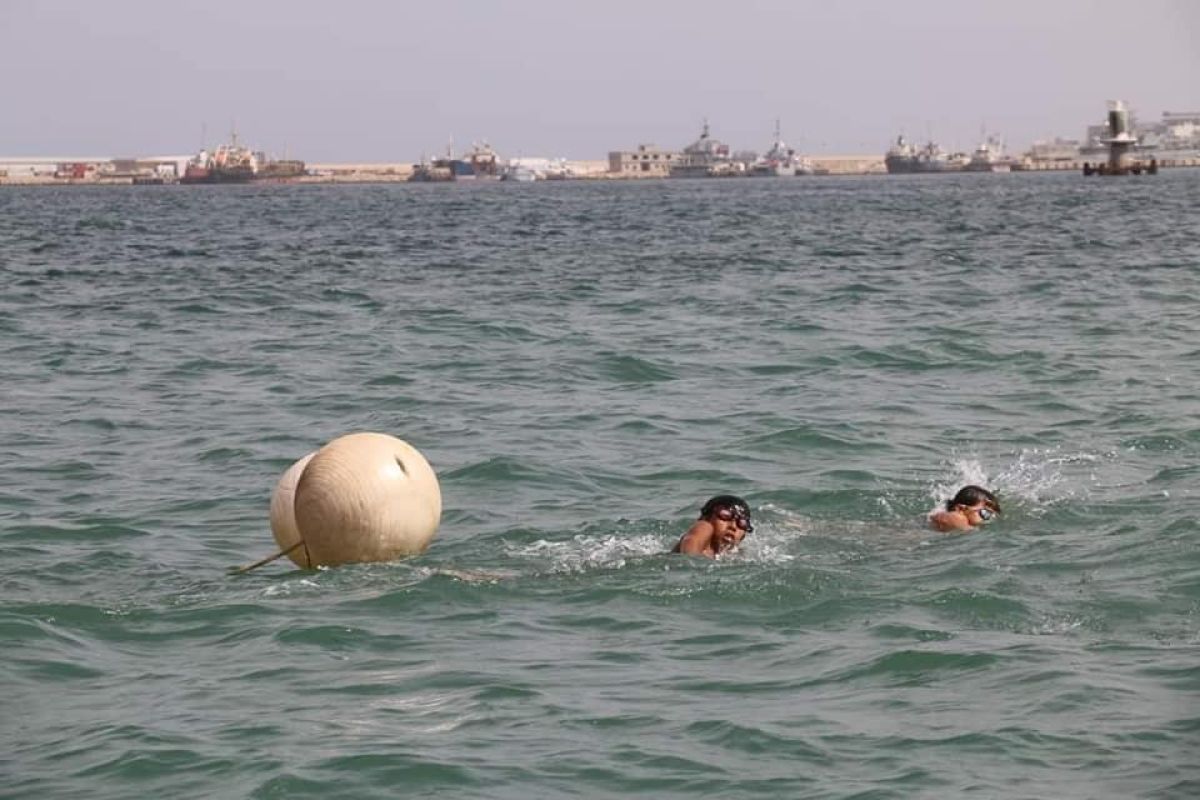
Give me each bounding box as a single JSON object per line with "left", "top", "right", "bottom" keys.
{"left": 700, "top": 495, "right": 753, "bottom": 534}
{"left": 946, "top": 485, "right": 1000, "bottom": 513}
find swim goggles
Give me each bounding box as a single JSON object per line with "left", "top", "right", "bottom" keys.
{"left": 715, "top": 507, "right": 754, "bottom": 533}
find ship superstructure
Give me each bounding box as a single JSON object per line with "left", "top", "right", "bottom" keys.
{"left": 670, "top": 121, "right": 733, "bottom": 177}
{"left": 409, "top": 139, "right": 501, "bottom": 181}
{"left": 180, "top": 131, "right": 258, "bottom": 184}
{"left": 884, "top": 135, "right": 967, "bottom": 173}
{"left": 964, "top": 134, "right": 1016, "bottom": 172}
{"left": 750, "top": 120, "right": 815, "bottom": 177}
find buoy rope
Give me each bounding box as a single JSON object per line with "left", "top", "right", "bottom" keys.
{"left": 228, "top": 540, "right": 306, "bottom": 575}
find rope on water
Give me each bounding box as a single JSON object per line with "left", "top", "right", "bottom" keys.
{"left": 228, "top": 539, "right": 308, "bottom": 574}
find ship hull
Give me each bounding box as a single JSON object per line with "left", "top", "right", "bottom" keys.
{"left": 885, "top": 157, "right": 962, "bottom": 174}
{"left": 750, "top": 163, "right": 796, "bottom": 177}
{"left": 180, "top": 167, "right": 255, "bottom": 184}
{"left": 884, "top": 156, "right": 918, "bottom": 174}
{"left": 408, "top": 168, "right": 453, "bottom": 183}
{"left": 670, "top": 164, "right": 721, "bottom": 178}
{"left": 412, "top": 158, "right": 501, "bottom": 181}
{"left": 255, "top": 160, "right": 306, "bottom": 180}
{"left": 963, "top": 162, "right": 1013, "bottom": 173}
{"left": 501, "top": 167, "right": 537, "bottom": 182}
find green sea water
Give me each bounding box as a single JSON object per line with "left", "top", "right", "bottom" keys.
{"left": 2, "top": 174, "right": 1198, "bottom": 798}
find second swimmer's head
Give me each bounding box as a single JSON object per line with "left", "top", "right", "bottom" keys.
{"left": 945, "top": 485, "right": 1000, "bottom": 515}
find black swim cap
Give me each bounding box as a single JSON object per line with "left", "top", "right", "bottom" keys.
{"left": 700, "top": 495, "right": 751, "bottom": 520}
{"left": 946, "top": 485, "right": 1000, "bottom": 512}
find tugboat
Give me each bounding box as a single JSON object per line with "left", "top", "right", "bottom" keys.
{"left": 180, "top": 151, "right": 212, "bottom": 184}
{"left": 180, "top": 132, "right": 258, "bottom": 184}
{"left": 964, "top": 135, "right": 1016, "bottom": 172}
{"left": 750, "top": 120, "right": 815, "bottom": 177}
{"left": 408, "top": 140, "right": 501, "bottom": 181}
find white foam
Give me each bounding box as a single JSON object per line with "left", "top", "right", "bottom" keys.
{"left": 507, "top": 511, "right": 802, "bottom": 573}
{"left": 738, "top": 505, "right": 800, "bottom": 563}
{"left": 929, "top": 446, "right": 1108, "bottom": 517}
{"left": 509, "top": 532, "right": 666, "bottom": 573}
{"left": 262, "top": 577, "right": 322, "bottom": 597}
{"left": 1032, "top": 615, "right": 1086, "bottom": 635}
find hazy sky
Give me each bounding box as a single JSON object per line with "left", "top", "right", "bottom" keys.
{"left": 3, "top": 0, "right": 1198, "bottom": 161}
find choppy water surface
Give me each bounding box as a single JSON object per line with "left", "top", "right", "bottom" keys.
{"left": 2, "top": 174, "right": 1198, "bottom": 798}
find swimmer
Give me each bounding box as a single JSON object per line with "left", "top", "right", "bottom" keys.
{"left": 672, "top": 495, "right": 754, "bottom": 558}
{"left": 929, "top": 485, "right": 1001, "bottom": 532}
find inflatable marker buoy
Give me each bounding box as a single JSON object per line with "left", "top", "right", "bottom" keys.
{"left": 293, "top": 432, "right": 441, "bottom": 568}
{"left": 232, "top": 433, "right": 441, "bottom": 574}
{"left": 269, "top": 452, "right": 316, "bottom": 568}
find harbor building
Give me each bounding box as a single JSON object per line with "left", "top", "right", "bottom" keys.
{"left": 608, "top": 144, "right": 678, "bottom": 176}
{"left": 1080, "top": 108, "right": 1200, "bottom": 155}
{"left": 0, "top": 155, "right": 188, "bottom": 183}
{"left": 1140, "top": 111, "right": 1200, "bottom": 151}
{"left": 809, "top": 154, "right": 886, "bottom": 175}
{"left": 0, "top": 156, "right": 111, "bottom": 179}
{"left": 1026, "top": 138, "right": 1083, "bottom": 163}
{"left": 308, "top": 162, "right": 414, "bottom": 181}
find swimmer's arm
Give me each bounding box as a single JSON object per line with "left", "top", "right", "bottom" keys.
{"left": 674, "top": 521, "right": 715, "bottom": 558}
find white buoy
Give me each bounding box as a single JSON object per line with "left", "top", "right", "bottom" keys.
{"left": 269, "top": 452, "right": 316, "bottom": 568}
{"left": 292, "top": 432, "right": 441, "bottom": 567}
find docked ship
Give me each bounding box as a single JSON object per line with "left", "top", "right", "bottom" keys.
{"left": 750, "top": 120, "right": 815, "bottom": 177}
{"left": 670, "top": 121, "right": 734, "bottom": 178}
{"left": 179, "top": 153, "right": 213, "bottom": 184}
{"left": 256, "top": 159, "right": 306, "bottom": 179}
{"left": 180, "top": 133, "right": 258, "bottom": 184}
{"left": 500, "top": 163, "right": 537, "bottom": 182}
{"left": 884, "top": 135, "right": 918, "bottom": 173}
{"left": 408, "top": 140, "right": 500, "bottom": 182}
{"left": 884, "top": 135, "right": 967, "bottom": 174}
{"left": 462, "top": 141, "right": 499, "bottom": 179}
{"left": 964, "top": 136, "right": 1016, "bottom": 172}
{"left": 408, "top": 155, "right": 453, "bottom": 182}
{"left": 498, "top": 156, "right": 573, "bottom": 182}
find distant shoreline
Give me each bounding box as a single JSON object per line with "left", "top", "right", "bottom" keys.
{"left": 3, "top": 155, "right": 1199, "bottom": 187}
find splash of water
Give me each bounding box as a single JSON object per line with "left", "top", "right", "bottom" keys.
{"left": 933, "top": 445, "right": 1123, "bottom": 518}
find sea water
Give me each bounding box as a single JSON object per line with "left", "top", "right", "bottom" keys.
{"left": 1, "top": 173, "right": 1198, "bottom": 798}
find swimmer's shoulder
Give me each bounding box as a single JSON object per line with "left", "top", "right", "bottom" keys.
{"left": 673, "top": 519, "right": 714, "bottom": 556}
{"left": 928, "top": 510, "right": 969, "bottom": 532}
